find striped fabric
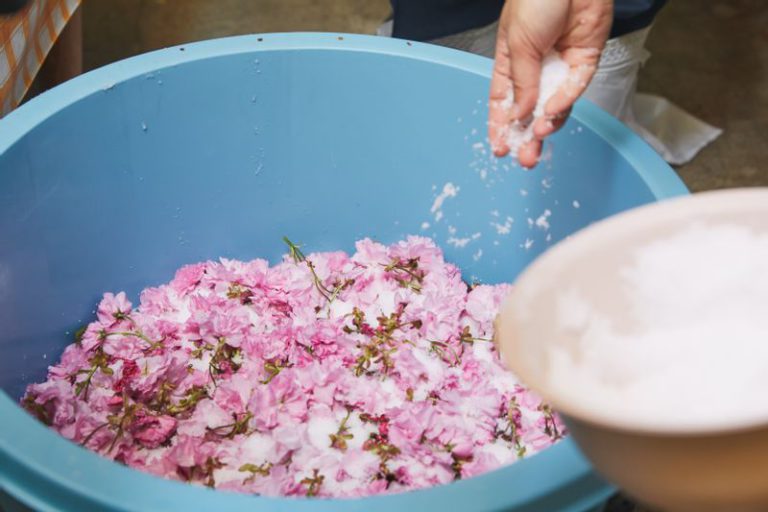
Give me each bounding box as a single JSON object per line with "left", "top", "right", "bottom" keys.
{"left": 0, "top": 0, "right": 80, "bottom": 116}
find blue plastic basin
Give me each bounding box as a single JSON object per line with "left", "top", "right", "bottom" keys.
{"left": 0, "top": 33, "right": 687, "bottom": 512}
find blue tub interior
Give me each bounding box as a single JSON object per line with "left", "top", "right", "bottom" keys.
{"left": 0, "top": 33, "right": 686, "bottom": 512}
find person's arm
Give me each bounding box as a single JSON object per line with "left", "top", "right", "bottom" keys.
{"left": 488, "top": 0, "right": 613, "bottom": 167}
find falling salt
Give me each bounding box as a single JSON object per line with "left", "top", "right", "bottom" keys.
{"left": 548, "top": 223, "right": 768, "bottom": 426}
{"left": 535, "top": 210, "right": 552, "bottom": 230}
{"left": 573, "top": 200, "right": 581, "bottom": 209}
{"left": 448, "top": 225, "right": 458, "bottom": 235}
{"left": 421, "top": 222, "right": 430, "bottom": 230}
{"left": 502, "top": 51, "right": 570, "bottom": 155}
{"left": 522, "top": 239, "right": 534, "bottom": 250}
{"left": 447, "top": 232, "right": 481, "bottom": 249}
{"left": 447, "top": 237, "right": 471, "bottom": 249}
{"left": 473, "top": 249, "right": 484, "bottom": 261}
{"left": 520, "top": 189, "right": 528, "bottom": 197}
{"left": 141, "top": 121, "right": 148, "bottom": 132}
{"left": 491, "top": 217, "right": 514, "bottom": 235}
{"left": 430, "top": 182, "right": 459, "bottom": 223}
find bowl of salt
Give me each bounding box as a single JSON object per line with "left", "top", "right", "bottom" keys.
{"left": 496, "top": 187, "right": 768, "bottom": 512}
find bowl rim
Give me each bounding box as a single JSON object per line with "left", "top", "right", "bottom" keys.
{"left": 0, "top": 31, "right": 688, "bottom": 511}
{"left": 500, "top": 188, "right": 768, "bottom": 436}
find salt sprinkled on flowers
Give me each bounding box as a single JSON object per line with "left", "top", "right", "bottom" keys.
{"left": 23, "top": 237, "right": 563, "bottom": 498}
{"left": 550, "top": 224, "right": 768, "bottom": 426}
{"left": 502, "top": 51, "right": 569, "bottom": 155}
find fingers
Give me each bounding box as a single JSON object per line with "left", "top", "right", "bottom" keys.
{"left": 489, "top": 34, "right": 544, "bottom": 158}
{"left": 543, "top": 47, "right": 600, "bottom": 117}
{"left": 517, "top": 139, "right": 542, "bottom": 169}
{"left": 533, "top": 106, "right": 571, "bottom": 139}
{"left": 489, "top": 35, "right": 514, "bottom": 157}
{"left": 507, "top": 38, "right": 543, "bottom": 124}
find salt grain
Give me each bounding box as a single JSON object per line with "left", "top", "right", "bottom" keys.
{"left": 535, "top": 210, "right": 552, "bottom": 230}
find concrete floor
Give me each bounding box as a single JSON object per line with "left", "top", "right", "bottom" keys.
{"left": 75, "top": 1, "right": 765, "bottom": 511}
{"left": 639, "top": 0, "right": 768, "bottom": 191}
{"left": 82, "top": 0, "right": 768, "bottom": 193}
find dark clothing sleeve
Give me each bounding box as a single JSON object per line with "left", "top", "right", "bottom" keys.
{"left": 390, "top": 0, "right": 667, "bottom": 41}
{"left": 391, "top": 0, "right": 505, "bottom": 41}
{"left": 611, "top": 0, "right": 667, "bottom": 37}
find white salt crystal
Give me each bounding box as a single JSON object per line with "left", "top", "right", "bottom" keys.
{"left": 421, "top": 222, "right": 431, "bottom": 230}
{"left": 535, "top": 209, "right": 552, "bottom": 230}
{"left": 573, "top": 200, "right": 581, "bottom": 209}
{"left": 307, "top": 415, "right": 339, "bottom": 450}
{"left": 549, "top": 223, "right": 768, "bottom": 426}
{"left": 431, "top": 183, "right": 458, "bottom": 213}
{"left": 503, "top": 51, "right": 570, "bottom": 155}
{"left": 447, "top": 232, "right": 481, "bottom": 249}
{"left": 431, "top": 182, "right": 459, "bottom": 223}
{"left": 491, "top": 217, "right": 514, "bottom": 235}
{"left": 447, "top": 236, "right": 472, "bottom": 248}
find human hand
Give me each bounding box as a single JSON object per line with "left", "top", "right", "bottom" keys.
{"left": 488, "top": 0, "right": 613, "bottom": 167}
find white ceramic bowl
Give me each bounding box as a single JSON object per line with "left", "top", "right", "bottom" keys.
{"left": 496, "top": 188, "right": 768, "bottom": 512}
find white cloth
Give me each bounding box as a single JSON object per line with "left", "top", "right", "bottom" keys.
{"left": 379, "top": 21, "right": 722, "bottom": 165}
{"left": 584, "top": 27, "right": 722, "bottom": 165}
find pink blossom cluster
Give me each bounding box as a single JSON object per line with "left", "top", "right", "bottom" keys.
{"left": 22, "top": 236, "right": 564, "bottom": 497}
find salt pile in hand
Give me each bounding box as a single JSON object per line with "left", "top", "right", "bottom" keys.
{"left": 550, "top": 224, "right": 768, "bottom": 427}
{"left": 503, "top": 51, "right": 570, "bottom": 155}
{"left": 22, "top": 237, "right": 564, "bottom": 498}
